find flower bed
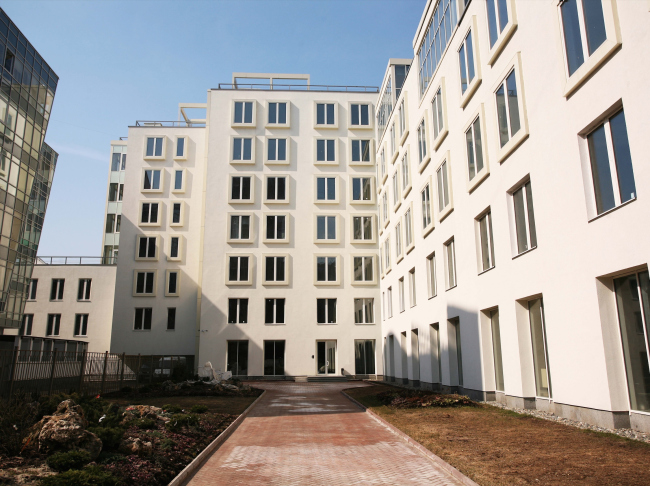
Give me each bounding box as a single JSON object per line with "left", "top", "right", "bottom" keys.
{"left": 375, "top": 389, "right": 475, "bottom": 409}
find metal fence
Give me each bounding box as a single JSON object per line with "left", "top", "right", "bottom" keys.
{"left": 0, "top": 349, "right": 194, "bottom": 398}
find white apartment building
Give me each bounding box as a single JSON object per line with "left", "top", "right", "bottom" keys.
{"left": 379, "top": 0, "right": 650, "bottom": 433}
{"left": 102, "top": 140, "right": 127, "bottom": 262}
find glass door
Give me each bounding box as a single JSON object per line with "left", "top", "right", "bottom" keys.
{"left": 317, "top": 340, "right": 336, "bottom": 375}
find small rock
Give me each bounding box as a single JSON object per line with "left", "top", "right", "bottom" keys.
{"left": 119, "top": 437, "right": 153, "bottom": 457}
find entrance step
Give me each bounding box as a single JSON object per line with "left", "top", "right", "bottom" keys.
{"left": 306, "top": 376, "right": 350, "bottom": 383}
{"left": 294, "top": 376, "right": 308, "bottom": 383}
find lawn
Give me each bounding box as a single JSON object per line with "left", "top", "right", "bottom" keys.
{"left": 345, "top": 384, "right": 650, "bottom": 486}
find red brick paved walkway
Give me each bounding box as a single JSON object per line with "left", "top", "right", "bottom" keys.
{"left": 185, "top": 382, "right": 469, "bottom": 485}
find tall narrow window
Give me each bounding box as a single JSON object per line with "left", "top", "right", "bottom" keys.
{"left": 478, "top": 211, "right": 495, "bottom": 272}
{"left": 228, "top": 256, "right": 250, "bottom": 283}
{"left": 392, "top": 173, "right": 400, "bottom": 207}
{"left": 355, "top": 340, "right": 376, "bottom": 374}
{"left": 404, "top": 210, "right": 413, "bottom": 250}
{"left": 21, "top": 314, "right": 33, "bottom": 336}
{"left": 586, "top": 109, "right": 636, "bottom": 215}
{"left": 390, "top": 124, "right": 396, "bottom": 156}
{"left": 529, "top": 298, "right": 551, "bottom": 398}
{"left": 421, "top": 184, "right": 432, "bottom": 230}
{"left": 437, "top": 161, "right": 451, "bottom": 212}
{"left": 167, "top": 270, "right": 179, "bottom": 295}
{"left": 134, "top": 308, "right": 153, "bottom": 330}
{"left": 458, "top": 29, "right": 476, "bottom": 94}
{"left": 170, "top": 237, "right": 180, "bottom": 260}
{"left": 380, "top": 149, "right": 386, "bottom": 180}
{"left": 167, "top": 308, "right": 176, "bottom": 330}
{"left": 490, "top": 309, "right": 505, "bottom": 392}
{"left": 174, "top": 170, "right": 184, "bottom": 191}
{"left": 77, "top": 279, "right": 92, "bottom": 301}
{"left": 387, "top": 287, "right": 393, "bottom": 318}
{"left": 409, "top": 269, "right": 417, "bottom": 307}
{"left": 560, "top": 0, "right": 607, "bottom": 76}
{"left": 264, "top": 340, "right": 285, "bottom": 375}
{"left": 171, "top": 202, "right": 183, "bottom": 225}
{"left": 451, "top": 319, "right": 463, "bottom": 387}
{"left": 28, "top": 279, "right": 38, "bottom": 300}
{"left": 354, "top": 298, "right": 374, "bottom": 324}
{"left": 316, "top": 177, "right": 336, "bottom": 202}
{"left": 466, "top": 116, "right": 484, "bottom": 181}
{"left": 426, "top": 253, "right": 437, "bottom": 298}
{"left": 317, "top": 298, "right": 337, "bottom": 323}
{"left": 384, "top": 238, "right": 391, "bottom": 272}
{"left": 445, "top": 238, "right": 457, "bottom": 289}
{"left": 513, "top": 181, "right": 537, "bottom": 254}
{"left": 417, "top": 120, "right": 427, "bottom": 164}
{"left": 395, "top": 222, "right": 402, "bottom": 257}
{"left": 266, "top": 176, "right": 287, "bottom": 202}
{"left": 265, "top": 298, "right": 285, "bottom": 324}
{"left": 176, "top": 137, "right": 185, "bottom": 158}
{"left": 227, "top": 341, "right": 249, "bottom": 376}
{"left": 398, "top": 100, "right": 406, "bottom": 136}
{"left": 50, "top": 279, "right": 64, "bottom": 301}
{"left": 495, "top": 69, "right": 521, "bottom": 147}
{"left": 74, "top": 314, "right": 89, "bottom": 336}
{"left": 382, "top": 193, "right": 388, "bottom": 224}
{"left": 398, "top": 278, "right": 405, "bottom": 313}
{"left": 487, "top": 0, "right": 509, "bottom": 47}
{"left": 401, "top": 152, "right": 411, "bottom": 193}
{"left": 431, "top": 87, "right": 445, "bottom": 140}
{"left": 228, "top": 298, "right": 249, "bottom": 323}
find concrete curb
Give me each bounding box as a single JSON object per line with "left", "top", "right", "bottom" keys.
{"left": 168, "top": 390, "right": 266, "bottom": 486}
{"left": 341, "top": 390, "right": 480, "bottom": 486}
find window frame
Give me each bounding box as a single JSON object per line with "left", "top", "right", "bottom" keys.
{"left": 383, "top": 237, "right": 392, "bottom": 275}
{"left": 458, "top": 18, "right": 482, "bottom": 108}
{"left": 266, "top": 100, "right": 291, "bottom": 128}
{"left": 141, "top": 168, "right": 163, "bottom": 193}
{"left": 426, "top": 252, "right": 437, "bottom": 299}
{"left": 227, "top": 213, "right": 255, "bottom": 244}
{"left": 348, "top": 102, "right": 373, "bottom": 129}
{"left": 133, "top": 307, "right": 153, "bottom": 331}
{"left": 133, "top": 270, "right": 157, "bottom": 297}
{"left": 174, "top": 136, "right": 188, "bottom": 160}
{"left": 231, "top": 100, "right": 256, "bottom": 127}
{"left": 416, "top": 112, "right": 432, "bottom": 173}
{"left": 349, "top": 176, "right": 376, "bottom": 205}
{"left": 435, "top": 153, "right": 454, "bottom": 222}
{"left": 313, "top": 101, "right": 338, "bottom": 129}
{"left": 314, "top": 137, "right": 339, "bottom": 166}
{"left": 228, "top": 174, "right": 255, "bottom": 204}
{"left": 314, "top": 254, "right": 341, "bottom": 286}
{"left": 264, "top": 298, "right": 286, "bottom": 325}
{"left": 263, "top": 213, "right": 290, "bottom": 244}
{"left": 50, "top": 279, "right": 65, "bottom": 301}
{"left": 392, "top": 167, "right": 402, "bottom": 212}
{"left": 420, "top": 178, "right": 435, "bottom": 237}
{"left": 409, "top": 268, "right": 417, "bottom": 308}
{"left": 389, "top": 122, "right": 399, "bottom": 164}
{"left": 262, "top": 254, "right": 289, "bottom": 286}
{"left": 264, "top": 175, "right": 290, "bottom": 204}
{"left": 313, "top": 175, "right": 339, "bottom": 204}
{"left": 354, "top": 298, "right": 375, "bottom": 325}
{"left": 139, "top": 201, "right": 162, "bottom": 227}
{"left": 476, "top": 208, "right": 496, "bottom": 274}
{"left": 464, "top": 104, "right": 490, "bottom": 193}
{"left": 348, "top": 138, "right": 374, "bottom": 167}
{"left": 395, "top": 221, "right": 404, "bottom": 263}
{"left": 169, "top": 201, "right": 186, "bottom": 227}
{"left": 143, "top": 136, "right": 166, "bottom": 160}
{"left": 228, "top": 298, "right": 249, "bottom": 324}
{"left": 431, "top": 79, "right": 450, "bottom": 151}
{"left": 168, "top": 236, "right": 183, "bottom": 262}
{"left": 135, "top": 235, "right": 159, "bottom": 261}
{"left": 73, "top": 314, "right": 88, "bottom": 337}
{"left": 444, "top": 237, "right": 457, "bottom": 290}
{"left": 225, "top": 254, "right": 254, "bottom": 286}
{"left": 230, "top": 136, "right": 256, "bottom": 165}
{"left": 316, "top": 298, "right": 337, "bottom": 324}
{"left": 46, "top": 314, "right": 61, "bottom": 336}
{"left": 172, "top": 168, "right": 186, "bottom": 194}
{"left": 400, "top": 149, "right": 412, "bottom": 199}
{"left": 27, "top": 279, "right": 37, "bottom": 300}
{"left": 350, "top": 214, "right": 376, "bottom": 244}
{"left": 165, "top": 269, "right": 180, "bottom": 297}
{"left": 314, "top": 214, "right": 340, "bottom": 244}
{"left": 77, "top": 279, "right": 92, "bottom": 301}
{"left": 508, "top": 176, "right": 538, "bottom": 257}
{"left": 351, "top": 254, "right": 377, "bottom": 286}
{"left": 398, "top": 94, "right": 409, "bottom": 146}
{"left": 404, "top": 202, "right": 415, "bottom": 253}
{"left": 264, "top": 136, "right": 290, "bottom": 165}
{"left": 485, "top": 0, "right": 518, "bottom": 66}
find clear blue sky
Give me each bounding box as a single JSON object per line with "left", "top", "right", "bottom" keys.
{"left": 3, "top": 0, "right": 425, "bottom": 256}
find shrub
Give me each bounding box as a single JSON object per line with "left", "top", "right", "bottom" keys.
{"left": 146, "top": 430, "right": 163, "bottom": 439}
{"left": 46, "top": 450, "right": 92, "bottom": 472}
{"left": 162, "top": 404, "right": 182, "bottom": 414}
{"left": 165, "top": 414, "right": 199, "bottom": 432}
{"left": 0, "top": 391, "right": 39, "bottom": 456}
{"left": 171, "top": 363, "right": 190, "bottom": 381}
{"left": 120, "top": 386, "right": 132, "bottom": 393}
{"left": 133, "top": 418, "right": 157, "bottom": 430}
{"left": 160, "top": 438, "right": 176, "bottom": 451}
{"left": 97, "top": 452, "right": 125, "bottom": 465}
{"left": 87, "top": 427, "right": 124, "bottom": 450}
{"left": 138, "top": 385, "right": 153, "bottom": 393}
{"left": 190, "top": 405, "right": 209, "bottom": 414}
{"left": 39, "top": 466, "right": 120, "bottom": 486}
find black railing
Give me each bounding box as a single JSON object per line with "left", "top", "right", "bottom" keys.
{"left": 134, "top": 121, "right": 205, "bottom": 128}
{"left": 37, "top": 256, "right": 117, "bottom": 265}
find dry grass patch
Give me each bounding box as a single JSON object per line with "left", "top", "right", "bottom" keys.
{"left": 109, "top": 395, "right": 258, "bottom": 415}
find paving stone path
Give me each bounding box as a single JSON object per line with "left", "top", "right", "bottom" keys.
{"left": 185, "top": 382, "right": 470, "bottom": 485}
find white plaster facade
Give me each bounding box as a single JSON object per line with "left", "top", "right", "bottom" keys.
{"left": 101, "top": 140, "right": 127, "bottom": 262}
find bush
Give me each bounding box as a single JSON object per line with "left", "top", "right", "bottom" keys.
{"left": 171, "top": 363, "right": 190, "bottom": 381}
{"left": 87, "top": 427, "right": 124, "bottom": 450}
{"left": 133, "top": 418, "right": 157, "bottom": 430}
{"left": 165, "top": 414, "right": 199, "bottom": 432}
{"left": 46, "top": 450, "right": 92, "bottom": 472}
{"left": 190, "top": 405, "right": 208, "bottom": 414}
{"left": 120, "top": 386, "right": 132, "bottom": 393}
{"left": 0, "top": 391, "right": 39, "bottom": 456}
{"left": 160, "top": 438, "right": 176, "bottom": 451}
{"left": 39, "top": 466, "right": 120, "bottom": 486}
{"left": 162, "top": 404, "right": 183, "bottom": 414}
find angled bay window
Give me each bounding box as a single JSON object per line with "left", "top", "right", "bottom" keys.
{"left": 458, "top": 20, "right": 481, "bottom": 107}
{"left": 486, "top": 0, "right": 517, "bottom": 64}
{"left": 383, "top": 237, "right": 391, "bottom": 274}
{"left": 134, "top": 308, "right": 152, "bottom": 331}
{"left": 136, "top": 235, "right": 158, "bottom": 261}
{"left": 426, "top": 252, "right": 437, "bottom": 298}
{"left": 317, "top": 298, "right": 337, "bottom": 324}
{"left": 350, "top": 139, "right": 372, "bottom": 165}
{"left": 315, "top": 214, "right": 338, "bottom": 243}
{"left": 263, "top": 255, "right": 288, "bottom": 285}
{"left": 315, "top": 176, "right": 338, "bottom": 203}
{"left": 315, "top": 255, "right": 339, "bottom": 285}
{"left": 228, "top": 298, "right": 248, "bottom": 324}
{"left": 395, "top": 222, "right": 403, "bottom": 261}
{"left": 140, "top": 202, "right": 160, "bottom": 226}
{"left": 264, "top": 214, "right": 289, "bottom": 243}
{"left": 266, "top": 137, "right": 289, "bottom": 165}
{"left": 232, "top": 100, "right": 255, "bottom": 127}
{"left": 354, "top": 298, "right": 374, "bottom": 324}
{"left": 267, "top": 101, "right": 289, "bottom": 127}
{"left": 389, "top": 123, "right": 397, "bottom": 162}
{"left": 404, "top": 205, "right": 414, "bottom": 251}
{"left": 142, "top": 169, "right": 162, "bottom": 192}
{"left": 144, "top": 136, "right": 165, "bottom": 159}
{"left": 398, "top": 98, "right": 408, "bottom": 144}
{"left": 265, "top": 298, "right": 285, "bottom": 324}
{"left": 436, "top": 155, "right": 453, "bottom": 221}
{"left": 392, "top": 170, "right": 401, "bottom": 211}
{"left": 350, "top": 103, "right": 371, "bottom": 128}
{"left": 494, "top": 54, "right": 529, "bottom": 161}
{"left": 353, "top": 255, "right": 376, "bottom": 284}
{"left": 315, "top": 102, "right": 337, "bottom": 128}
{"left": 477, "top": 210, "right": 495, "bottom": 272}
{"left": 401, "top": 151, "right": 412, "bottom": 197}
{"left": 417, "top": 115, "right": 431, "bottom": 171}
{"left": 315, "top": 138, "right": 337, "bottom": 165}
{"left": 421, "top": 181, "right": 434, "bottom": 236}
{"left": 431, "top": 80, "right": 449, "bottom": 149}
{"left": 133, "top": 271, "right": 156, "bottom": 296}
{"left": 265, "top": 175, "right": 289, "bottom": 204}
{"left": 444, "top": 238, "right": 457, "bottom": 289}
{"left": 511, "top": 179, "right": 537, "bottom": 255}
{"left": 465, "top": 107, "right": 489, "bottom": 191}
{"left": 229, "top": 175, "right": 254, "bottom": 203}
{"left": 227, "top": 255, "right": 252, "bottom": 285}
{"left": 228, "top": 214, "right": 253, "bottom": 243}
{"left": 351, "top": 215, "right": 375, "bottom": 243}
{"left": 380, "top": 147, "right": 387, "bottom": 183}
{"left": 351, "top": 177, "right": 374, "bottom": 204}
{"left": 381, "top": 192, "right": 389, "bottom": 227}
{"left": 231, "top": 137, "right": 255, "bottom": 164}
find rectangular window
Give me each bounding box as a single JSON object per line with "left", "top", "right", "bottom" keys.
{"left": 316, "top": 256, "right": 337, "bottom": 283}
{"left": 459, "top": 29, "right": 476, "bottom": 94}
{"left": 108, "top": 183, "right": 119, "bottom": 202}
{"left": 587, "top": 109, "right": 636, "bottom": 215}
{"left": 427, "top": 253, "right": 437, "bottom": 298}
{"left": 134, "top": 308, "right": 153, "bottom": 330}
{"left": 354, "top": 298, "right": 374, "bottom": 324}
{"left": 74, "top": 314, "right": 89, "bottom": 336}
{"left": 228, "top": 298, "right": 249, "bottom": 324}
{"left": 382, "top": 193, "right": 388, "bottom": 224}
{"left": 352, "top": 177, "right": 372, "bottom": 202}
{"left": 451, "top": 318, "right": 464, "bottom": 387}
{"left": 46, "top": 314, "right": 61, "bottom": 336}
{"left": 432, "top": 87, "right": 445, "bottom": 140}
{"left": 227, "top": 340, "right": 249, "bottom": 376}
{"left": 265, "top": 298, "right": 285, "bottom": 324}
{"left": 487, "top": 0, "right": 509, "bottom": 47}
{"left": 405, "top": 209, "right": 413, "bottom": 248}
{"left": 265, "top": 215, "right": 287, "bottom": 241}
{"left": 351, "top": 139, "right": 371, "bottom": 163}
{"left": 316, "top": 103, "right": 336, "bottom": 126}
{"left": 390, "top": 124, "right": 396, "bottom": 156}
{"left": 140, "top": 202, "right": 159, "bottom": 224}
{"left": 421, "top": 184, "right": 433, "bottom": 229}
{"left": 513, "top": 181, "right": 537, "bottom": 254}
{"left": 352, "top": 216, "right": 373, "bottom": 241}
{"left": 316, "top": 177, "right": 336, "bottom": 202}
{"left": 266, "top": 176, "right": 287, "bottom": 202}
{"left": 560, "top": 0, "right": 607, "bottom": 77}
{"left": 230, "top": 215, "right": 251, "bottom": 241}
{"left": 380, "top": 149, "right": 386, "bottom": 179}
{"left": 171, "top": 202, "right": 183, "bottom": 225}
{"left": 267, "top": 138, "right": 287, "bottom": 162}
{"left": 77, "top": 278, "right": 91, "bottom": 301}
{"left": 50, "top": 279, "right": 64, "bottom": 300}
{"left": 490, "top": 309, "right": 505, "bottom": 391}
{"left": 170, "top": 237, "right": 180, "bottom": 259}
{"left": 135, "top": 272, "right": 155, "bottom": 295}
{"left": 350, "top": 103, "right": 370, "bottom": 127}
{"left": 466, "top": 116, "right": 484, "bottom": 181}
{"left": 21, "top": 314, "right": 33, "bottom": 336}
{"left": 387, "top": 287, "right": 393, "bottom": 318}
{"left": 143, "top": 169, "right": 161, "bottom": 191}
{"left": 392, "top": 172, "right": 400, "bottom": 207}
{"left": 316, "top": 139, "right": 336, "bottom": 162}
{"left": 268, "top": 102, "right": 288, "bottom": 125}
{"left": 401, "top": 152, "right": 411, "bottom": 193}
{"left": 496, "top": 69, "right": 521, "bottom": 147}
{"left": 614, "top": 271, "right": 650, "bottom": 411}
{"left": 137, "top": 236, "right": 157, "bottom": 259}
{"left": 232, "top": 137, "right": 253, "bottom": 162}
{"left": 398, "top": 100, "right": 406, "bottom": 137}
{"left": 395, "top": 222, "right": 403, "bottom": 257}
{"left": 355, "top": 340, "right": 376, "bottom": 374}
{"left": 353, "top": 256, "right": 374, "bottom": 283}
{"left": 399, "top": 278, "right": 405, "bottom": 313}
{"left": 176, "top": 137, "right": 185, "bottom": 158}
{"left": 384, "top": 238, "right": 391, "bottom": 272}
{"left": 316, "top": 215, "right": 337, "bottom": 241}
{"left": 233, "top": 101, "right": 254, "bottom": 124}
{"left": 529, "top": 298, "right": 551, "bottom": 398}
{"left": 409, "top": 269, "right": 417, "bottom": 307}
{"left": 445, "top": 238, "right": 457, "bottom": 289}
{"left": 478, "top": 211, "right": 495, "bottom": 272}
{"left": 228, "top": 256, "right": 250, "bottom": 283}
{"left": 28, "top": 279, "right": 37, "bottom": 300}
{"left": 417, "top": 120, "right": 427, "bottom": 164}
{"left": 231, "top": 176, "right": 252, "bottom": 201}
{"left": 145, "top": 137, "right": 163, "bottom": 157}
{"left": 173, "top": 170, "right": 184, "bottom": 191}
{"left": 167, "top": 270, "right": 179, "bottom": 295}
{"left": 167, "top": 308, "right": 176, "bottom": 330}
{"left": 436, "top": 161, "right": 450, "bottom": 212}
{"left": 317, "top": 298, "right": 337, "bottom": 324}
{"left": 105, "top": 214, "right": 116, "bottom": 234}
{"left": 264, "top": 340, "right": 285, "bottom": 375}
{"left": 264, "top": 256, "right": 286, "bottom": 283}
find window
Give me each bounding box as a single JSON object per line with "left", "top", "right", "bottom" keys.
{"left": 315, "top": 102, "right": 336, "bottom": 127}
{"left": 350, "top": 103, "right": 371, "bottom": 128}
{"left": 228, "top": 298, "right": 249, "bottom": 323}
{"left": 387, "top": 287, "right": 393, "bottom": 317}
{"left": 614, "top": 271, "right": 650, "bottom": 411}
{"left": 74, "top": 314, "right": 88, "bottom": 336}
{"left": 437, "top": 161, "right": 452, "bottom": 218}
{"left": 145, "top": 137, "right": 164, "bottom": 158}
{"left": 170, "top": 202, "right": 184, "bottom": 226}
{"left": 230, "top": 175, "right": 253, "bottom": 203}
{"left": 27, "top": 279, "right": 37, "bottom": 300}
{"left": 77, "top": 279, "right": 91, "bottom": 301}
{"left": 227, "top": 341, "right": 249, "bottom": 376}
{"left": 264, "top": 340, "right": 285, "bottom": 375}
{"left": 466, "top": 115, "right": 485, "bottom": 182}
{"left": 560, "top": 0, "right": 606, "bottom": 77}
{"left": 175, "top": 137, "right": 187, "bottom": 159}
{"left": 229, "top": 215, "right": 252, "bottom": 242}
{"left": 140, "top": 202, "right": 160, "bottom": 225}
{"left": 354, "top": 298, "right": 374, "bottom": 324}
{"left": 266, "top": 176, "right": 288, "bottom": 203}
{"left": 169, "top": 236, "right": 181, "bottom": 260}
{"left": 46, "top": 314, "right": 61, "bottom": 336}
{"left": 512, "top": 180, "right": 537, "bottom": 254}
{"left": 232, "top": 137, "right": 254, "bottom": 163}
{"left": 383, "top": 238, "right": 391, "bottom": 273}
{"left": 351, "top": 177, "right": 373, "bottom": 203}
{"left": 266, "top": 138, "right": 288, "bottom": 163}
{"left": 381, "top": 193, "right": 389, "bottom": 226}
{"left": 445, "top": 238, "right": 457, "bottom": 289}
{"left": 264, "top": 214, "right": 288, "bottom": 242}
{"left": 173, "top": 169, "right": 185, "bottom": 192}
{"left": 389, "top": 124, "right": 396, "bottom": 158}
{"left": 264, "top": 256, "right": 287, "bottom": 284}
{"left": 265, "top": 298, "right": 285, "bottom": 324}
{"left": 137, "top": 236, "right": 157, "bottom": 260}
{"left": 134, "top": 308, "right": 152, "bottom": 331}
{"left": 496, "top": 69, "right": 521, "bottom": 148}
{"left": 458, "top": 29, "right": 476, "bottom": 95}
{"left": 317, "top": 298, "right": 337, "bottom": 324}
{"left": 228, "top": 256, "right": 251, "bottom": 284}
{"left": 528, "top": 298, "right": 551, "bottom": 398}
{"left": 167, "top": 308, "right": 176, "bottom": 330}
{"left": 398, "top": 100, "right": 407, "bottom": 139}
{"left": 490, "top": 309, "right": 505, "bottom": 392}
{"left": 404, "top": 208, "right": 414, "bottom": 249}
{"left": 50, "top": 279, "right": 64, "bottom": 301}
{"left": 316, "top": 256, "right": 338, "bottom": 284}
{"left": 353, "top": 256, "right": 374, "bottom": 283}
{"left": 431, "top": 85, "right": 447, "bottom": 145}
{"left": 315, "top": 176, "right": 337, "bottom": 203}
{"left": 134, "top": 271, "right": 156, "bottom": 296}
{"left": 166, "top": 270, "right": 179, "bottom": 296}
{"left": 378, "top": 77, "right": 392, "bottom": 136}
{"left": 350, "top": 139, "right": 372, "bottom": 164}
{"left": 21, "top": 314, "right": 33, "bottom": 336}
{"left": 417, "top": 119, "right": 428, "bottom": 166}
{"left": 233, "top": 100, "right": 254, "bottom": 125}
{"left": 399, "top": 278, "right": 405, "bottom": 312}
{"left": 586, "top": 109, "right": 636, "bottom": 216}
{"left": 108, "top": 183, "right": 122, "bottom": 202}
{"left": 409, "top": 269, "right": 416, "bottom": 307}
{"left": 426, "top": 253, "right": 437, "bottom": 298}
{"left": 421, "top": 183, "right": 433, "bottom": 232}
{"left": 451, "top": 318, "right": 464, "bottom": 386}
{"left": 142, "top": 169, "right": 161, "bottom": 191}
{"left": 355, "top": 340, "right": 376, "bottom": 374}
{"left": 267, "top": 101, "right": 288, "bottom": 126}
{"left": 380, "top": 148, "right": 386, "bottom": 181}
{"left": 105, "top": 214, "right": 121, "bottom": 233}
{"left": 401, "top": 152, "right": 411, "bottom": 195}
{"left": 395, "top": 222, "right": 403, "bottom": 259}
{"left": 352, "top": 215, "right": 374, "bottom": 242}
{"left": 392, "top": 172, "right": 401, "bottom": 209}
{"left": 316, "top": 215, "right": 337, "bottom": 242}
{"left": 478, "top": 211, "right": 495, "bottom": 272}
{"left": 487, "top": 0, "right": 510, "bottom": 48}
{"left": 315, "top": 139, "right": 337, "bottom": 164}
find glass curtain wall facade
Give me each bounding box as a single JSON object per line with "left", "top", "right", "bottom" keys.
{"left": 0, "top": 9, "right": 58, "bottom": 329}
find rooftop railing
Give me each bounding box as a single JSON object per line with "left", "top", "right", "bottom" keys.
{"left": 36, "top": 256, "right": 117, "bottom": 266}
{"left": 216, "top": 83, "right": 379, "bottom": 93}
{"left": 134, "top": 121, "right": 205, "bottom": 128}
